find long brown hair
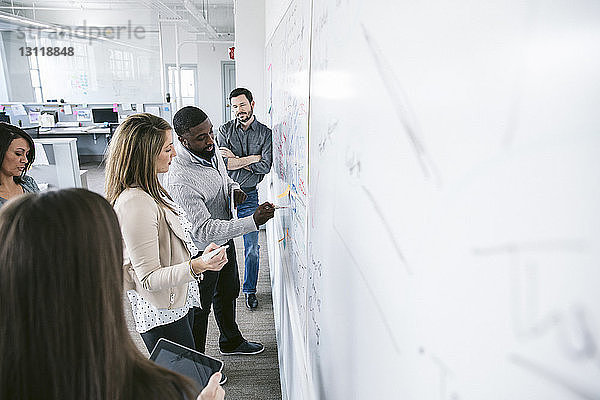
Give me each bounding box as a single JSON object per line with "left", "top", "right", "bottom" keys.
{"left": 0, "top": 189, "right": 195, "bottom": 399}
{"left": 104, "top": 113, "right": 174, "bottom": 210}
{"left": 0, "top": 122, "right": 36, "bottom": 184}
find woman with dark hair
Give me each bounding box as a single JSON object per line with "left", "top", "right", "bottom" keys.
{"left": 0, "top": 188, "right": 224, "bottom": 400}
{"left": 0, "top": 122, "right": 39, "bottom": 206}
{"left": 105, "top": 113, "right": 227, "bottom": 355}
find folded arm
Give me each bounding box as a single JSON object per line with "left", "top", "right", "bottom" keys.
{"left": 221, "top": 147, "right": 261, "bottom": 171}
{"left": 248, "top": 132, "right": 272, "bottom": 174}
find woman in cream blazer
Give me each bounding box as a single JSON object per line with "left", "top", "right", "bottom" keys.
{"left": 105, "top": 113, "right": 227, "bottom": 353}
{"left": 115, "top": 187, "right": 194, "bottom": 309}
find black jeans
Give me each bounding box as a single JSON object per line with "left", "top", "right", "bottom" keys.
{"left": 140, "top": 308, "right": 195, "bottom": 353}
{"left": 193, "top": 239, "right": 245, "bottom": 352}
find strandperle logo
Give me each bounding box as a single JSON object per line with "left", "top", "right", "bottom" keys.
{"left": 16, "top": 20, "right": 146, "bottom": 44}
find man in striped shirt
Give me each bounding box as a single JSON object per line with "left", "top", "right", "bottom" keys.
{"left": 165, "top": 106, "right": 275, "bottom": 360}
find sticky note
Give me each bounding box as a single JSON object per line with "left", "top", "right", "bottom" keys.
{"left": 28, "top": 111, "right": 40, "bottom": 124}
{"left": 277, "top": 185, "right": 290, "bottom": 199}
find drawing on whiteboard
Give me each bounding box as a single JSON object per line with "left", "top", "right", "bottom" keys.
{"left": 313, "top": 5, "right": 329, "bottom": 40}
{"left": 308, "top": 269, "right": 322, "bottom": 313}
{"left": 278, "top": 185, "right": 291, "bottom": 198}
{"left": 313, "top": 315, "right": 321, "bottom": 346}
{"left": 360, "top": 23, "right": 440, "bottom": 185}
{"left": 360, "top": 185, "right": 410, "bottom": 274}
{"left": 416, "top": 347, "right": 461, "bottom": 400}
{"left": 332, "top": 223, "right": 401, "bottom": 354}
{"left": 472, "top": 240, "right": 589, "bottom": 340}
{"left": 502, "top": 3, "right": 539, "bottom": 148}
{"left": 557, "top": 308, "right": 598, "bottom": 361}
{"left": 311, "top": 257, "right": 323, "bottom": 278}
{"left": 510, "top": 354, "right": 599, "bottom": 400}
{"left": 308, "top": 281, "right": 320, "bottom": 312}
{"left": 345, "top": 149, "right": 362, "bottom": 179}
{"left": 473, "top": 240, "right": 600, "bottom": 395}
{"left": 307, "top": 249, "right": 323, "bottom": 347}
{"left": 308, "top": 280, "right": 322, "bottom": 346}
{"left": 318, "top": 119, "right": 339, "bottom": 154}
{"left": 429, "top": 353, "right": 461, "bottom": 400}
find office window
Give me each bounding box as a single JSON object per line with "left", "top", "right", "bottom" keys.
{"left": 24, "top": 37, "right": 43, "bottom": 102}
{"left": 109, "top": 49, "right": 134, "bottom": 80}
{"left": 181, "top": 69, "right": 195, "bottom": 106}
{"left": 167, "top": 66, "right": 178, "bottom": 103}
{"left": 167, "top": 65, "right": 198, "bottom": 107}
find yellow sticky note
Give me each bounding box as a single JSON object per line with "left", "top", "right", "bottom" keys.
{"left": 277, "top": 185, "right": 290, "bottom": 199}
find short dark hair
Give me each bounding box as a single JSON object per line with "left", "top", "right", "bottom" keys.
{"left": 0, "top": 189, "right": 196, "bottom": 400}
{"left": 229, "top": 87, "right": 253, "bottom": 103}
{"left": 172, "top": 106, "right": 208, "bottom": 137}
{"left": 0, "top": 122, "right": 36, "bottom": 184}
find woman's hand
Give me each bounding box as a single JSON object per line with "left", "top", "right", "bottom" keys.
{"left": 197, "top": 372, "right": 225, "bottom": 400}
{"left": 191, "top": 243, "right": 228, "bottom": 274}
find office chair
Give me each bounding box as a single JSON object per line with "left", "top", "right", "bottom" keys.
{"left": 22, "top": 126, "right": 40, "bottom": 138}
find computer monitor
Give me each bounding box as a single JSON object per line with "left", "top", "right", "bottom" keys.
{"left": 41, "top": 110, "right": 59, "bottom": 122}
{"left": 92, "top": 108, "right": 118, "bottom": 124}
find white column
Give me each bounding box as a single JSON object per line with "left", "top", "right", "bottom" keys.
{"left": 233, "top": 0, "right": 266, "bottom": 122}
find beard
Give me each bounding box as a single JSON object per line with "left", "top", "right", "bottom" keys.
{"left": 198, "top": 144, "right": 215, "bottom": 160}
{"left": 236, "top": 109, "right": 254, "bottom": 123}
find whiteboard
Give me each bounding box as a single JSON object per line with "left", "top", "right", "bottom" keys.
{"left": 32, "top": 35, "right": 162, "bottom": 103}
{"left": 265, "top": 0, "right": 312, "bottom": 398}
{"left": 266, "top": 0, "right": 600, "bottom": 399}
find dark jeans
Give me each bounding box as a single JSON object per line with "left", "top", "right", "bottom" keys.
{"left": 193, "top": 239, "right": 245, "bottom": 353}
{"left": 236, "top": 189, "right": 260, "bottom": 294}
{"left": 140, "top": 309, "right": 195, "bottom": 354}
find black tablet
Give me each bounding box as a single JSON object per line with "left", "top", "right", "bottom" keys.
{"left": 149, "top": 338, "right": 224, "bottom": 390}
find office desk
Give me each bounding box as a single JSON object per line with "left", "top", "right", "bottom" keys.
{"left": 38, "top": 126, "right": 111, "bottom": 139}
{"left": 38, "top": 127, "right": 112, "bottom": 161}
{"left": 31, "top": 138, "right": 83, "bottom": 189}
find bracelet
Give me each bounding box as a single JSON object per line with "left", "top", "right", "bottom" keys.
{"left": 189, "top": 259, "right": 204, "bottom": 281}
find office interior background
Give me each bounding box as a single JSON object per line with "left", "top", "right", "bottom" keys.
{"left": 1, "top": 0, "right": 600, "bottom": 399}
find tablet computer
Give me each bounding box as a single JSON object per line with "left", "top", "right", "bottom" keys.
{"left": 149, "top": 338, "right": 224, "bottom": 390}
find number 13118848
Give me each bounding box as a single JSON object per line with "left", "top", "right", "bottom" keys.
{"left": 19, "top": 47, "right": 74, "bottom": 56}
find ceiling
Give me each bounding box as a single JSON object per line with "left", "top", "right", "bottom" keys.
{"left": 0, "top": 0, "right": 235, "bottom": 41}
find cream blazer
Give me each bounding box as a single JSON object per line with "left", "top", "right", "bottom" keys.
{"left": 114, "top": 187, "right": 195, "bottom": 309}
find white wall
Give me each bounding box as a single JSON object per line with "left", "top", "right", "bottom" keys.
{"left": 160, "top": 24, "right": 232, "bottom": 127}
{"left": 0, "top": 35, "right": 11, "bottom": 101}
{"left": 196, "top": 42, "right": 232, "bottom": 128}
{"left": 0, "top": 32, "right": 35, "bottom": 102}
{"left": 234, "top": 0, "right": 266, "bottom": 122}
